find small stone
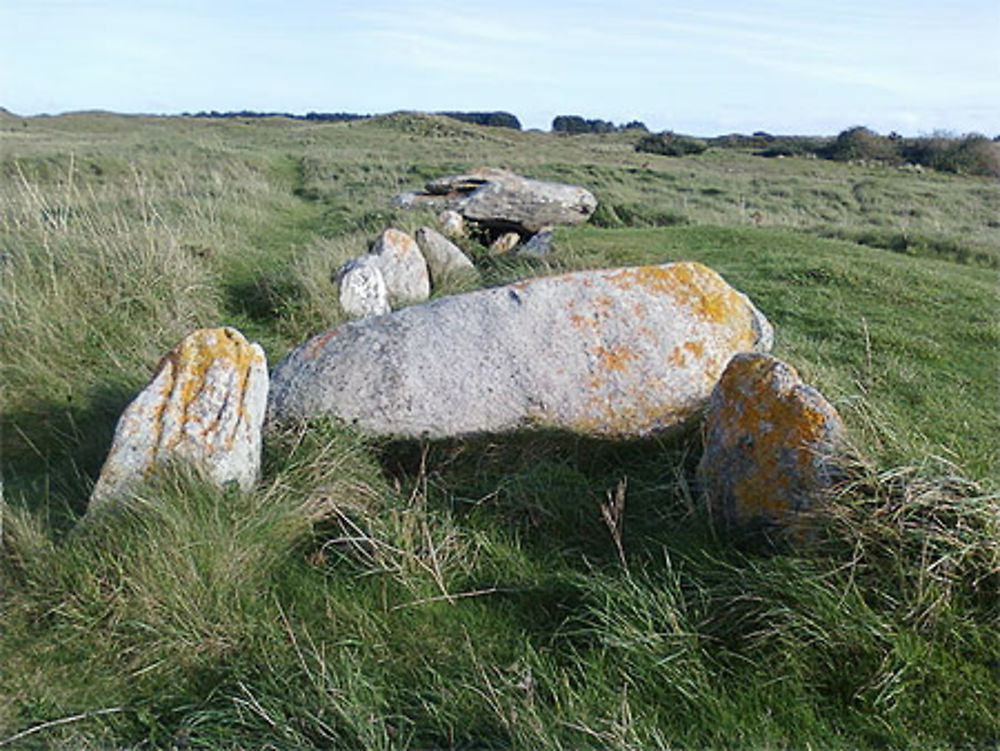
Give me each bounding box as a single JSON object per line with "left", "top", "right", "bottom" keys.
{"left": 438, "top": 210, "right": 465, "bottom": 237}
{"left": 89, "top": 327, "right": 269, "bottom": 510}
{"left": 517, "top": 227, "right": 554, "bottom": 258}
{"left": 698, "top": 353, "right": 845, "bottom": 529}
{"left": 369, "top": 228, "right": 430, "bottom": 306}
{"left": 414, "top": 226, "right": 475, "bottom": 284}
{"left": 336, "top": 257, "right": 391, "bottom": 319}
{"left": 490, "top": 231, "right": 521, "bottom": 255}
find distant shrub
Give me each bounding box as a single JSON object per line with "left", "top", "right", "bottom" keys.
{"left": 438, "top": 111, "right": 522, "bottom": 130}
{"left": 822, "top": 126, "right": 898, "bottom": 162}
{"left": 552, "top": 115, "right": 616, "bottom": 134}
{"left": 621, "top": 120, "right": 649, "bottom": 132}
{"left": 935, "top": 135, "right": 1000, "bottom": 177}
{"left": 635, "top": 132, "right": 708, "bottom": 156}
{"left": 899, "top": 133, "right": 1000, "bottom": 177}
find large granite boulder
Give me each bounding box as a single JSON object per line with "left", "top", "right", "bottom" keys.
{"left": 267, "top": 262, "right": 772, "bottom": 440}
{"left": 89, "top": 327, "right": 269, "bottom": 510}
{"left": 698, "top": 353, "right": 845, "bottom": 528}
{"left": 393, "top": 168, "right": 597, "bottom": 234}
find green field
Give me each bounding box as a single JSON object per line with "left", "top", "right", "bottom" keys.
{"left": 1, "top": 111, "right": 998, "bottom": 748}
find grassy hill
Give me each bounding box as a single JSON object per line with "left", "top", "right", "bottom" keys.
{"left": 1, "top": 112, "right": 998, "bottom": 748}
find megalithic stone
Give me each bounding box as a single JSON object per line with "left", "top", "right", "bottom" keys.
{"left": 88, "top": 327, "right": 268, "bottom": 510}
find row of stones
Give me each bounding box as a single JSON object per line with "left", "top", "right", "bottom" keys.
{"left": 336, "top": 216, "right": 553, "bottom": 320}
{"left": 89, "top": 262, "right": 844, "bottom": 531}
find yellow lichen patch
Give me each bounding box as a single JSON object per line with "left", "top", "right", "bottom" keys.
{"left": 667, "top": 340, "right": 706, "bottom": 368}
{"left": 603, "top": 263, "right": 752, "bottom": 328}
{"left": 594, "top": 344, "right": 639, "bottom": 374}
{"left": 705, "top": 354, "right": 843, "bottom": 524}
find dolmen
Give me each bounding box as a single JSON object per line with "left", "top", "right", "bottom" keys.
{"left": 393, "top": 168, "right": 597, "bottom": 236}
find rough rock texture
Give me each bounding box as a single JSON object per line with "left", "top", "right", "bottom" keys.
{"left": 438, "top": 209, "right": 465, "bottom": 237}
{"left": 268, "top": 262, "right": 773, "bottom": 440}
{"left": 336, "top": 257, "right": 391, "bottom": 318}
{"left": 89, "top": 327, "right": 269, "bottom": 509}
{"left": 393, "top": 168, "right": 597, "bottom": 234}
{"left": 369, "top": 228, "right": 430, "bottom": 306}
{"left": 518, "top": 227, "right": 554, "bottom": 258}
{"left": 490, "top": 231, "right": 521, "bottom": 255}
{"left": 414, "top": 226, "right": 475, "bottom": 283}
{"left": 698, "top": 353, "right": 845, "bottom": 528}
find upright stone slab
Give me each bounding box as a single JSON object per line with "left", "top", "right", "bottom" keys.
{"left": 697, "top": 353, "right": 845, "bottom": 528}
{"left": 369, "top": 228, "right": 430, "bottom": 306}
{"left": 267, "top": 262, "right": 773, "bottom": 440}
{"left": 89, "top": 327, "right": 269, "bottom": 510}
{"left": 336, "top": 256, "right": 391, "bottom": 319}
{"left": 414, "top": 226, "right": 475, "bottom": 284}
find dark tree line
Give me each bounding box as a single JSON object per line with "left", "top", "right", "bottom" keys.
{"left": 552, "top": 115, "right": 648, "bottom": 134}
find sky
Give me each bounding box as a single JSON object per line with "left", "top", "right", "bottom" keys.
{"left": 1, "top": 0, "right": 997, "bottom": 136}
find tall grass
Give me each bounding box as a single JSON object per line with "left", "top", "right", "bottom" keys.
{"left": 1, "top": 112, "right": 998, "bottom": 747}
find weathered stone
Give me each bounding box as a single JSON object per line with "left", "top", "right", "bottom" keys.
{"left": 517, "top": 227, "right": 554, "bottom": 258}
{"left": 393, "top": 168, "right": 597, "bottom": 234}
{"left": 89, "top": 327, "right": 269, "bottom": 510}
{"left": 335, "top": 256, "right": 391, "bottom": 319}
{"left": 369, "top": 228, "right": 430, "bottom": 306}
{"left": 414, "top": 226, "right": 475, "bottom": 284}
{"left": 438, "top": 209, "right": 465, "bottom": 237}
{"left": 490, "top": 231, "right": 521, "bottom": 255}
{"left": 697, "top": 353, "right": 845, "bottom": 528}
{"left": 267, "top": 262, "right": 773, "bottom": 440}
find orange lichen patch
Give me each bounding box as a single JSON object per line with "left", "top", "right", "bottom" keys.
{"left": 594, "top": 344, "right": 639, "bottom": 374}
{"left": 703, "top": 354, "right": 844, "bottom": 525}
{"left": 603, "top": 263, "right": 751, "bottom": 328}
{"left": 302, "top": 328, "right": 340, "bottom": 359}
{"left": 157, "top": 327, "right": 263, "bottom": 451}
{"left": 667, "top": 340, "right": 706, "bottom": 368}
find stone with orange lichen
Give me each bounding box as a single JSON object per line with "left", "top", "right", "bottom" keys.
{"left": 268, "top": 261, "right": 773, "bottom": 440}
{"left": 697, "top": 353, "right": 845, "bottom": 529}
{"left": 88, "top": 327, "right": 268, "bottom": 510}
{"left": 368, "top": 228, "right": 430, "bottom": 306}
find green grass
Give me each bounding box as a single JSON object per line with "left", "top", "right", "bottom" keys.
{"left": 1, "top": 112, "right": 998, "bottom": 748}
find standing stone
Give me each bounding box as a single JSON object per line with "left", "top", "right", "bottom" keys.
{"left": 394, "top": 168, "right": 598, "bottom": 234}
{"left": 518, "top": 227, "right": 554, "bottom": 258}
{"left": 336, "top": 257, "right": 391, "bottom": 319}
{"left": 414, "top": 226, "right": 475, "bottom": 284}
{"left": 698, "top": 353, "right": 845, "bottom": 529}
{"left": 89, "top": 327, "right": 269, "bottom": 510}
{"left": 369, "top": 228, "right": 430, "bottom": 306}
{"left": 490, "top": 231, "right": 521, "bottom": 255}
{"left": 438, "top": 209, "right": 465, "bottom": 237}
{"left": 267, "top": 262, "right": 773, "bottom": 440}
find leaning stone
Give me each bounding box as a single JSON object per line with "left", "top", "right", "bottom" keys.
{"left": 517, "top": 227, "right": 554, "bottom": 257}
{"left": 335, "top": 256, "right": 391, "bottom": 319}
{"left": 394, "top": 168, "right": 597, "bottom": 234}
{"left": 267, "top": 262, "right": 773, "bottom": 440}
{"left": 438, "top": 209, "right": 465, "bottom": 237}
{"left": 490, "top": 231, "right": 521, "bottom": 255}
{"left": 697, "top": 353, "right": 845, "bottom": 529}
{"left": 414, "top": 226, "right": 475, "bottom": 284}
{"left": 368, "top": 228, "right": 430, "bottom": 306}
{"left": 89, "top": 327, "right": 269, "bottom": 510}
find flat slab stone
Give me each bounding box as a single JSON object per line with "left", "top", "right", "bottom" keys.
{"left": 89, "top": 327, "right": 269, "bottom": 509}
{"left": 698, "top": 352, "right": 845, "bottom": 528}
{"left": 393, "top": 168, "right": 597, "bottom": 234}
{"left": 267, "top": 262, "right": 773, "bottom": 440}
